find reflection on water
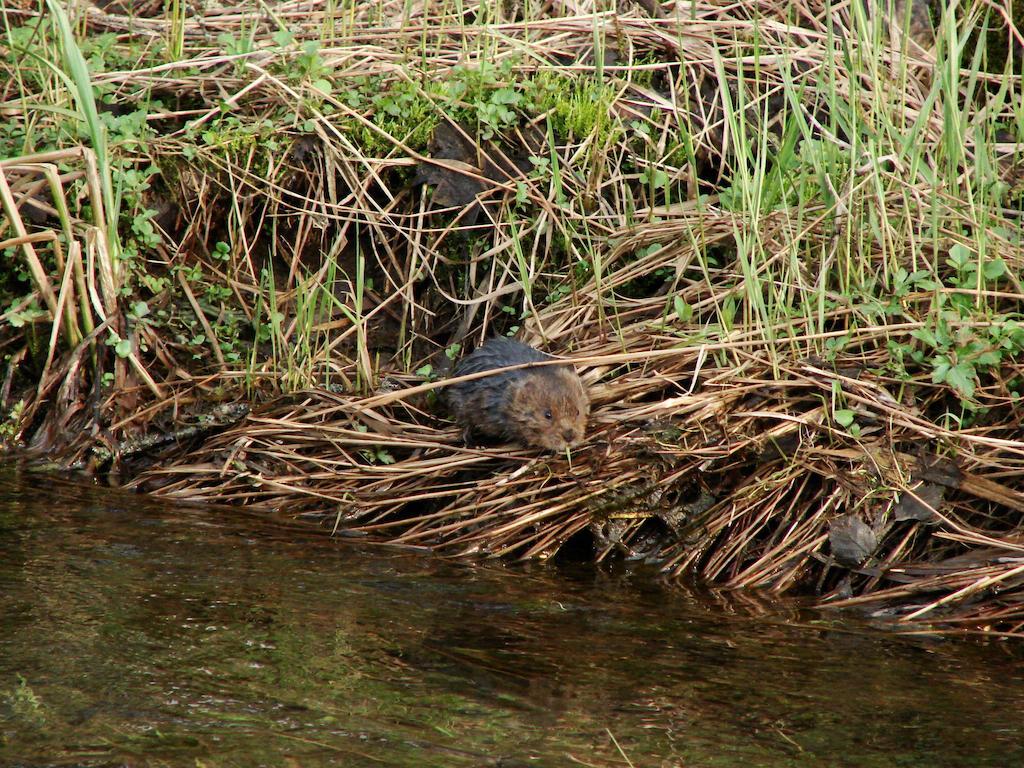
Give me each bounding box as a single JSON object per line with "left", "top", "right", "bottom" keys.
{"left": 1, "top": 466, "right": 1023, "bottom": 767}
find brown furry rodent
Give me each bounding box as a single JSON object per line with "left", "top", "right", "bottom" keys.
{"left": 446, "top": 337, "right": 589, "bottom": 451}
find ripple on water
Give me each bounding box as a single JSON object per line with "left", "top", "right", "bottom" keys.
{"left": 1, "top": 466, "right": 1023, "bottom": 767}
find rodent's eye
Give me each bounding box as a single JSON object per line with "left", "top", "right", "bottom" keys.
{"left": 544, "top": 409, "right": 553, "bottom": 421}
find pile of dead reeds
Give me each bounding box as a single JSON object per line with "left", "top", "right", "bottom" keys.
{"left": 133, "top": 215, "right": 1024, "bottom": 637}
{"left": 3, "top": 0, "right": 1024, "bottom": 636}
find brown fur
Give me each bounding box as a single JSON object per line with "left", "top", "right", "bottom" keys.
{"left": 501, "top": 367, "right": 589, "bottom": 451}
{"left": 446, "top": 338, "right": 589, "bottom": 451}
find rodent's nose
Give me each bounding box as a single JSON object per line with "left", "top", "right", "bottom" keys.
{"left": 562, "top": 429, "right": 577, "bottom": 443}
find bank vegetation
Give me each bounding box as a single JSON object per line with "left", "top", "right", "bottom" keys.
{"left": 2, "top": 0, "right": 1024, "bottom": 637}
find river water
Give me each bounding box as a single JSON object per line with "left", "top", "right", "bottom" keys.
{"left": 1, "top": 466, "right": 1022, "bottom": 766}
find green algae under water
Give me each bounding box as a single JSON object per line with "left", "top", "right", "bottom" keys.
{"left": 1, "top": 467, "right": 1023, "bottom": 767}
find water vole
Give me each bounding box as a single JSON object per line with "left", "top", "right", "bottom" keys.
{"left": 446, "top": 337, "right": 589, "bottom": 451}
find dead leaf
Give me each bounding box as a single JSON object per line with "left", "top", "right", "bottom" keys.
{"left": 414, "top": 120, "right": 535, "bottom": 223}
{"left": 916, "top": 454, "right": 962, "bottom": 488}
{"left": 893, "top": 482, "right": 944, "bottom": 523}
{"left": 829, "top": 514, "right": 878, "bottom": 567}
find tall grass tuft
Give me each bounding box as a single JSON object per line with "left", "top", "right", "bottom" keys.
{"left": 44, "top": 0, "right": 120, "bottom": 269}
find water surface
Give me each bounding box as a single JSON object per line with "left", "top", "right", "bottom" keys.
{"left": 1, "top": 466, "right": 1022, "bottom": 767}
